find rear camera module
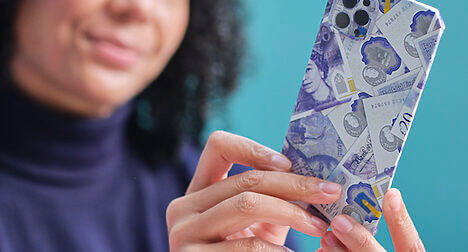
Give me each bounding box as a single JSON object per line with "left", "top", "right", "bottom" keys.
{"left": 354, "top": 10, "right": 370, "bottom": 26}
{"left": 331, "top": 0, "right": 378, "bottom": 39}
{"left": 343, "top": 0, "right": 358, "bottom": 9}
{"left": 336, "top": 12, "right": 351, "bottom": 28}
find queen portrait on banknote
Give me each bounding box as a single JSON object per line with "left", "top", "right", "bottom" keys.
{"left": 0, "top": 0, "right": 431, "bottom": 251}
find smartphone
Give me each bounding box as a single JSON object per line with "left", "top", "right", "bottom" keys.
{"left": 281, "top": 0, "right": 444, "bottom": 234}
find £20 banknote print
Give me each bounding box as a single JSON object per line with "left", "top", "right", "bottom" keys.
{"left": 282, "top": 0, "right": 444, "bottom": 234}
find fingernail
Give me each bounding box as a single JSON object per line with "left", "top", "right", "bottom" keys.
{"left": 271, "top": 154, "right": 292, "bottom": 170}
{"left": 310, "top": 216, "right": 329, "bottom": 231}
{"left": 320, "top": 182, "right": 341, "bottom": 195}
{"left": 389, "top": 190, "right": 402, "bottom": 212}
{"left": 333, "top": 215, "right": 353, "bottom": 233}
{"left": 323, "top": 233, "right": 339, "bottom": 246}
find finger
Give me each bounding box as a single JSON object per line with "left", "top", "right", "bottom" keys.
{"left": 330, "top": 215, "right": 386, "bottom": 252}
{"left": 191, "top": 192, "right": 329, "bottom": 241}
{"left": 227, "top": 222, "right": 289, "bottom": 245}
{"left": 187, "top": 170, "right": 342, "bottom": 212}
{"left": 319, "top": 247, "right": 347, "bottom": 252}
{"left": 320, "top": 231, "right": 348, "bottom": 252}
{"left": 192, "top": 237, "right": 293, "bottom": 252}
{"left": 187, "top": 131, "right": 292, "bottom": 194}
{"left": 246, "top": 223, "right": 290, "bottom": 245}
{"left": 383, "top": 188, "right": 425, "bottom": 252}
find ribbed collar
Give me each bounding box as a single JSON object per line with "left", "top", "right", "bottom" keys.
{"left": 0, "top": 86, "right": 134, "bottom": 186}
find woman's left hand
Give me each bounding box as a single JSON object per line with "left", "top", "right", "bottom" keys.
{"left": 317, "top": 188, "right": 426, "bottom": 252}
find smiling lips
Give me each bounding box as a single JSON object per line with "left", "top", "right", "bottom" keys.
{"left": 86, "top": 32, "right": 141, "bottom": 69}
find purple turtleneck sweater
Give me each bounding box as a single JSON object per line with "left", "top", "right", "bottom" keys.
{"left": 0, "top": 87, "right": 298, "bottom": 252}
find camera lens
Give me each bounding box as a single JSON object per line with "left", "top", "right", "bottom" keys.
{"left": 354, "top": 10, "right": 370, "bottom": 26}
{"left": 343, "top": 0, "right": 358, "bottom": 9}
{"left": 363, "top": 0, "right": 371, "bottom": 7}
{"left": 354, "top": 29, "right": 360, "bottom": 36}
{"left": 336, "top": 12, "right": 351, "bottom": 28}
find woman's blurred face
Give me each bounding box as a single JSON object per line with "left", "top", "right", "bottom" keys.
{"left": 11, "top": 0, "right": 189, "bottom": 116}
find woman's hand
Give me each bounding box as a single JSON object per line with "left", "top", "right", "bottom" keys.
{"left": 318, "top": 188, "right": 425, "bottom": 252}
{"left": 166, "top": 131, "right": 342, "bottom": 251}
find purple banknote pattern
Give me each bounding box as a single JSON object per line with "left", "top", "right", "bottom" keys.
{"left": 282, "top": 0, "right": 444, "bottom": 234}
{"left": 283, "top": 112, "right": 347, "bottom": 180}
{"left": 293, "top": 23, "right": 352, "bottom": 115}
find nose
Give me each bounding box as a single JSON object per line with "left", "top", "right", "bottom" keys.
{"left": 107, "top": 0, "right": 155, "bottom": 23}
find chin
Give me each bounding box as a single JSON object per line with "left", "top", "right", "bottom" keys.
{"left": 76, "top": 63, "right": 150, "bottom": 112}
{"left": 303, "top": 82, "right": 320, "bottom": 94}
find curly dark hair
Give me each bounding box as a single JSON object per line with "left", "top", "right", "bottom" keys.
{"left": 0, "top": 0, "right": 244, "bottom": 164}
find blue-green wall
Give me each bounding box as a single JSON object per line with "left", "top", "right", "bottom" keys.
{"left": 205, "top": 0, "right": 468, "bottom": 250}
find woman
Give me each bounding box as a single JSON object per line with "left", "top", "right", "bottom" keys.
{"left": 0, "top": 0, "right": 425, "bottom": 251}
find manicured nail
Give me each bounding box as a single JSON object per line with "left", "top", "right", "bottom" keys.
{"left": 333, "top": 215, "right": 353, "bottom": 233}
{"left": 323, "top": 233, "right": 339, "bottom": 246}
{"left": 320, "top": 182, "right": 341, "bottom": 195}
{"left": 389, "top": 189, "right": 402, "bottom": 212}
{"left": 271, "top": 154, "right": 292, "bottom": 170}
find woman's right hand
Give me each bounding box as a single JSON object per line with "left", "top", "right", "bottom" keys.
{"left": 166, "top": 131, "right": 343, "bottom": 251}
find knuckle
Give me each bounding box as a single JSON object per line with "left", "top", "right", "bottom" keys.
{"left": 166, "top": 197, "right": 184, "bottom": 227}
{"left": 408, "top": 239, "right": 426, "bottom": 252}
{"left": 239, "top": 237, "right": 267, "bottom": 252}
{"left": 207, "top": 130, "right": 228, "bottom": 148}
{"left": 293, "top": 176, "right": 317, "bottom": 195}
{"left": 356, "top": 233, "right": 373, "bottom": 250}
{"left": 234, "top": 192, "right": 260, "bottom": 215}
{"left": 249, "top": 143, "right": 270, "bottom": 161}
{"left": 394, "top": 212, "right": 412, "bottom": 231}
{"left": 236, "top": 170, "right": 264, "bottom": 191}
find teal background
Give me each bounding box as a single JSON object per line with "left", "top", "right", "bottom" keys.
{"left": 205, "top": 0, "right": 468, "bottom": 251}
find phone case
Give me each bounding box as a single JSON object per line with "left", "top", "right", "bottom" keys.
{"left": 281, "top": 0, "right": 445, "bottom": 234}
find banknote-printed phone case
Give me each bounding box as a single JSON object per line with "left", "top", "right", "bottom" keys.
{"left": 281, "top": 0, "right": 444, "bottom": 234}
